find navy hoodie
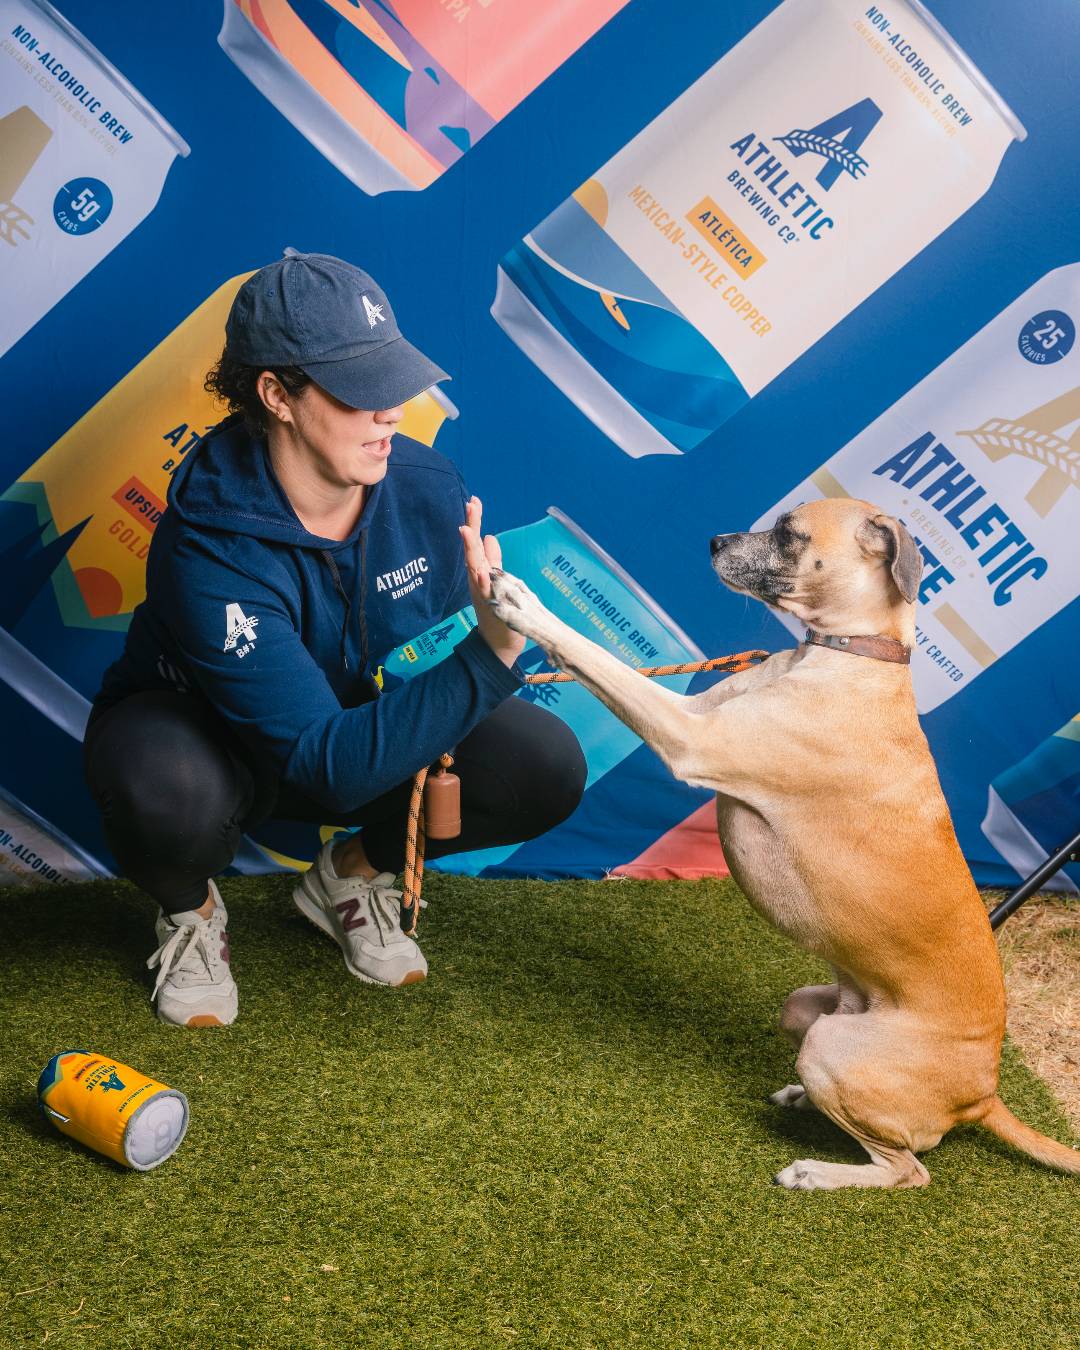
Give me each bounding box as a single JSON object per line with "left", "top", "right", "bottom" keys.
{"left": 96, "top": 415, "right": 523, "bottom": 813}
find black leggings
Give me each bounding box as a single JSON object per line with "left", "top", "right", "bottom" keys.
{"left": 83, "top": 691, "right": 586, "bottom": 915}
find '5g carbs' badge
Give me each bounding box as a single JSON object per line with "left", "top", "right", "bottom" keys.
{"left": 0, "top": 0, "right": 189, "bottom": 356}
{"left": 52, "top": 176, "right": 113, "bottom": 235}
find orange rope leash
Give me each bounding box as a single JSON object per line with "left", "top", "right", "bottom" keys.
{"left": 398, "top": 648, "right": 769, "bottom": 935}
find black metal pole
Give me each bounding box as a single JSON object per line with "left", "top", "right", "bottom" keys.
{"left": 989, "top": 826, "right": 1080, "bottom": 930}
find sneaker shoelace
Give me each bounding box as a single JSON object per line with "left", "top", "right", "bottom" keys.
{"left": 364, "top": 880, "right": 406, "bottom": 945}
{"left": 146, "top": 911, "right": 224, "bottom": 1002}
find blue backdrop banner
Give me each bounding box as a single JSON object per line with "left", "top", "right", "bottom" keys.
{"left": 0, "top": 0, "right": 1077, "bottom": 891}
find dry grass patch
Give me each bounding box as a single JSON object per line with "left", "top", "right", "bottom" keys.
{"left": 989, "top": 890, "right": 1080, "bottom": 1130}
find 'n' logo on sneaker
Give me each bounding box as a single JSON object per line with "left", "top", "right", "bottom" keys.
{"left": 335, "top": 899, "right": 368, "bottom": 932}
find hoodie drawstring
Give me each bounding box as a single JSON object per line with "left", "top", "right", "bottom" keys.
{"left": 321, "top": 548, "right": 352, "bottom": 674}
{"left": 357, "top": 532, "right": 370, "bottom": 677}
{"left": 321, "top": 540, "right": 372, "bottom": 687}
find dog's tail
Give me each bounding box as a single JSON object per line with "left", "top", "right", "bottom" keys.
{"left": 980, "top": 1097, "right": 1080, "bottom": 1175}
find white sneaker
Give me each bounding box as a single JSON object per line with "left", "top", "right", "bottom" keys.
{"left": 292, "top": 841, "right": 428, "bottom": 987}
{"left": 146, "top": 880, "right": 238, "bottom": 1027}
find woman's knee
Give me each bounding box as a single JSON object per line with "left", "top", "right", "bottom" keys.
{"left": 505, "top": 705, "right": 587, "bottom": 832}
{"left": 541, "top": 727, "right": 586, "bottom": 825}
{"left": 455, "top": 699, "right": 587, "bottom": 839}
{"left": 101, "top": 759, "right": 240, "bottom": 864}
{"left": 85, "top": 695, "right": 249, "bottom": 853}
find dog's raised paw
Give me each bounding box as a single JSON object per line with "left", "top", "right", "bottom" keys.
{"left": 489, "top": 569, "right": 547, "bottom": 638}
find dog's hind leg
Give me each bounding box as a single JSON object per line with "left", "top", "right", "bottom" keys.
{"left": 774, "top": 1141, "right": 930, "bottom": 1190}
{"left": 773, "top": 1010, "right": 941, "bottom": 1191}
{"left": 778, "top": 983, "right": 840, "bottom": 1048}
{"left": 770, "top": 978, "right": 864, "bottom": 1107}
{"left": 768, "top": 1084, "right": 815, "bottom": 1110}
{"left": 769, "top": 985, "right": 839, "bottom": 1110}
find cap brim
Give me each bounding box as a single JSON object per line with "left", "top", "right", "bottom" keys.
{"left": 300, "top": 335, "right": 449, "bottom": 411}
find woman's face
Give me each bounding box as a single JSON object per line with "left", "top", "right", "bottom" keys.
{"left": 263, "top": 374, "right": 405, "bottom": 488}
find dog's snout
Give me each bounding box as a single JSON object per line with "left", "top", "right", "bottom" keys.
{"left": 710, "top": 535, "right": 731, "bottom": 558}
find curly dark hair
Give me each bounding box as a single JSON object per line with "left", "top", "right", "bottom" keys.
{"left": 204, "top": 347, "right": 312, "bottom": 436}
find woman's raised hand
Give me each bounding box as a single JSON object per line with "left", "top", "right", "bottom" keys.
{"left": 458, "top": 496, "right": 526, "bottom": 668}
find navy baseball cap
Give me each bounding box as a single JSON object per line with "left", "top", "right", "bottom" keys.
{"left": 225, "top": 251, "right": 449, "bottom": 410}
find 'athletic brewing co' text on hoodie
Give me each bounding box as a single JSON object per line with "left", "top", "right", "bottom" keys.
{"left": 95, "top": 415, "right": 524, "bottom": 813}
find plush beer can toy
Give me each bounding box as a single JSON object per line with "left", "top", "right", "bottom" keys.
{"left": 37, "top": 1050, "right": 189, "bottom": 1171}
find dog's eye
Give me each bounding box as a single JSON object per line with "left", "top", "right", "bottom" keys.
{"left": 774, "top": 516, "right": 808, "bottom": 558}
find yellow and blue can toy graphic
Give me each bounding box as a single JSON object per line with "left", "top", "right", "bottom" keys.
{"left": 37, "top": 1050, "right": 189, "bottom": 1171}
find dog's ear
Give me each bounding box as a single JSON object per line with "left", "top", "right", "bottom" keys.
{"left": 856, "top": 514, "right": 923, "bottom": 603}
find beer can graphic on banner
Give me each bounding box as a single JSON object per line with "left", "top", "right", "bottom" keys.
{"left": 385, "top": 507, "right": 704, "bottom": 876}
{"left": 0, "top": 785, "right": 106, "bottom": 886}
{"left": 38, "top": 1050, "right": 190, "bottom": 1170}
{"left": 0, "top": 263, "right": 458, "bottom": 737}
{"left": 0, "top": 0, "right": 189, "bottom": 357}
{"left": 218, "top": 0, "right": 628, "bottom": 196}
{"left": 247, "top": 507, "right": 705, "bottom": 875}
{"left": 752, "top": 264, "right": 1080, "bottom": 714}
{"left": 982, "top": 716, "right": 1080, "bottom": 895}
{"left": 493, "top": 0, "right": 1025, "bottom": 458}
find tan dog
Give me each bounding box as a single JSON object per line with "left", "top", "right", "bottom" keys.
{"left": 489, "top": 497, "right": 1080, "bottom": 1190}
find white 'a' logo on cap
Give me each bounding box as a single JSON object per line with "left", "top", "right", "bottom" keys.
{"left": 362, "top": 293, "right": 386, "bottom": 329}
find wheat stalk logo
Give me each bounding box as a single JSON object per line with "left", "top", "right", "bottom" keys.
{"left": 958, "top": 388, "right": 1080, "bottom": 517}
{"left": 775, "top": 130, "right": 869, "bottom": 181}
{"left": 0, "top": 105, "right": 53, "bottom": 250}
{"left": 0, "top": 203, "right": 34, "bottom": 247}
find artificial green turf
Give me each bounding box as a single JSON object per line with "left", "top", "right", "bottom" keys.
{"left": 1, "top": 874, "right": 1078, "bottom": 1349}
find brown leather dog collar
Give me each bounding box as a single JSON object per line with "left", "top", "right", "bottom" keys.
{"left": 803, "top": 628, "right": 911, "bottom": 664}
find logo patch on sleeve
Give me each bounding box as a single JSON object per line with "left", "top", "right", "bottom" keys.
{"left": 224, "top": 602, "right": 259, "bottom": 657}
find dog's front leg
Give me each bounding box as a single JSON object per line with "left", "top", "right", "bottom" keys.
{"left": 490, "top": 570, "right": 708, "bottom": 784}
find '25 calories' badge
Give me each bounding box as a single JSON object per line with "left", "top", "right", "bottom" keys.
{"left": 1017, "top": 310, "right": 1075, "bottom": 365}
